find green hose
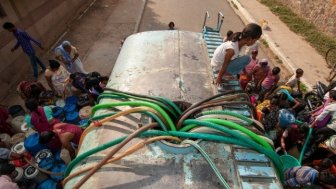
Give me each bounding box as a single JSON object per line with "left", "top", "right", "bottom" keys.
{"left": 103, "top": 88, "right": 181, "bottom": 117}
{"left": 298, "top": 127, "right": 313, "bottom": 164}
{"left": 91, "top": 101, "right": 176, "bottom": 131}
{"left": 169, "top": 131, "right": 284, "bottom": 182}
{"left": 154, "top": 96, "right": 182, "bottom": 115}
{"left": 65, "top": 130, "right": 168, "bottom": 176}
{"left": 143, "top": 111, "right": 168, "bottom": 131}
{"left": 183, "top": 140, "right": 231, "bottom": 189}
{"left": 181, "top": 119, "right": 273, "bottom": 150}
{"left": 199, "top": 110, "right": 253, "bottom": 125}
{"left": 99, "top": 93, "right": 178, "bottom": 120}
{"left": 66, "top": 128, "right": 284, "bottom": 182}
{"left": 97, "top": 94, "right": 127, "bottom": 101}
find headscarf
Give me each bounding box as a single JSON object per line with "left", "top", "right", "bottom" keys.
{"left": 55, "top": 41, "right": 72, "bottom": 70}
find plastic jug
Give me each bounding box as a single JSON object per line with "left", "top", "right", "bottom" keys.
{"left": 60, "top": 148, "right": 71, "bottom": 165}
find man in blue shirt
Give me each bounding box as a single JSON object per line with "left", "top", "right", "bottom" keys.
{"left": 3, "top": 22, "right": 46, "bottom": 80}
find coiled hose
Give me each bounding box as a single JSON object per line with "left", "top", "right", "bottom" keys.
{"left": 78, "top": 107, "right": 168, "bottom": 150}
{"left": 104, "top": 88, "right": 182, "bottom": 117}
{"left": 91, "top": 101, "right": 176, "bottom": 131}
{"left": 98, "top": 92, "right": 179, "bottom": 120}
{"left": 177, "top": 101, "right": 256, "bottom": 130}
{"left": 182, "top": 119, "right": 273, "bottom": 150}
{"left": 197, "top": 110, "right": 265, "bottom": 133}
{"left": 181, "top": 90, "right": 244, "bottom": 116}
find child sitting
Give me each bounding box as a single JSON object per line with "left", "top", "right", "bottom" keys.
{"left": 286, "top": 68, "right": 304, "bottom": 94}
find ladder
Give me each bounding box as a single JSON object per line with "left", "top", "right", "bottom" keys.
{"left": 202, "top": 11, "right": 224, "bottom": 59}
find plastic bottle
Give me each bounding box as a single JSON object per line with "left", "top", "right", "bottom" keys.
{"left": 60, "top": 148, "right": 71, "bottom": 165}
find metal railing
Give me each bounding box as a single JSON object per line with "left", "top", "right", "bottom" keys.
{"left": 216, "top": 12, "right": 224, "bottom": 32}
{"left": 202, "top": 11, "right": 224, "bottom": 32}
{"left": 202, "top": 11, "right": 210, "bottom": 30}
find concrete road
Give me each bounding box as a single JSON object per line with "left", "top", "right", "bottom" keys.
{"left": 138, "top": 0, "right": 288, "bottom": 78}
{"left": 139, "top": 0, "right": 244, "bottom": 35}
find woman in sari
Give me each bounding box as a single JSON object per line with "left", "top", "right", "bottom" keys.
{"left": 55, "top": 40, "right": 87, "bottom": 74}
{"left": 45, "top": 60, "right": 72, "bottom": 98}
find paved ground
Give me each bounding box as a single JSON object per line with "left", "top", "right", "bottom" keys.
{"left": 229, "top": 0, "right": 331, "bottom": 89}
{"left": 0, "top": 0, "right": 292, "bottom": 108}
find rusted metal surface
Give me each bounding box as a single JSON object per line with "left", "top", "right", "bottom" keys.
{"left": 65, "top": 31, "right": 283, "bottom": 189}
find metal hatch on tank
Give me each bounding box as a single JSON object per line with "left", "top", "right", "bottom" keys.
{"left": 64, "top": 30, "right": 283, "bottom": 189}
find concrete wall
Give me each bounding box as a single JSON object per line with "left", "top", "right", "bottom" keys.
{"left": 276, "top": 0, "right": 336, "bottom": 37}
{"left": 0, "top": 0, "right": 92, "bottom": 99}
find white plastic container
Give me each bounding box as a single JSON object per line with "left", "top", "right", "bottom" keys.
{"left": 79, "top": 106, "right": 92, "bottom": 119}
{"left": 0, "top": 133, "right": 11, "bottom": 148}
{"left": 21, "top": 123, "right": 36, "bottom": 137}
{"left": 11, "top": 116, "right": 25, "bottom": 133}
{"left": 11, "top": 141, "right": 26, "bottom": 154}
{"left": 13, "top": 167, "right": 24, "bottom": 182}
{"left": 55, "top": 99, "right": 66, "bottom": 108}
{"left": 24, "top": 166, "right": 48, "bottom": 183}
{"left": 60, "top": 148, "right": 71, "bottom": 165}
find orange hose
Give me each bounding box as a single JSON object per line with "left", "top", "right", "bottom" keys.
{"left": 62, "top": 136, "right": 181, "bottom": 186}
{"left": 78, "top": 107, "right": 167, "bottom": 150}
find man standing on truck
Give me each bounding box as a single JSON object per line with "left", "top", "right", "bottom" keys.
{"left": 3, "top": 22, "right": 46, "bottom": 80}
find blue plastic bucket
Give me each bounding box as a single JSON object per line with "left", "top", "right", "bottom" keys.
{"left": 66, "top": 96, "right": 78, "bottom": 105}
{"left": 63, "top": 103, "right": 77, "bottom": 113}
{"left": 50, "top": 163, "right": 66, "bottom": 181}
{"left": 24, "top": 133, "right": 47, "bottom": 155}
{"left": 79, "top": 119, "right": 89, "bottom": 126}
{"left": 65, "top": 111, "right": 80, "bottom": 124}
{"left": 52, "top": 107, "right": 64, "bottom": 119}
{"left": 279, "top": 109, "right": 295, "bottom": 128}
{"left": 36, "top": 179, "right": 57, "bottom": 189}
{"left": 35, "top": 149, "right": 55, "bottom": 170}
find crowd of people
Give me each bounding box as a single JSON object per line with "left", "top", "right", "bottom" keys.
{"left": 0, "top": 22, "right": 109, "bottom": 188}
{"left": 213, "top": 23, "right": 336, "bottom": 188}
{"left": 1, "top": 19, "right": 336, "bottom": 188}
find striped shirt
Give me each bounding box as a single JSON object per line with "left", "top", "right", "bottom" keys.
{"left": 13, "top": 29, "right": 41, "bottom": 55}
{"left": 284, "top": 166, "right": 318, "bottom": 187}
